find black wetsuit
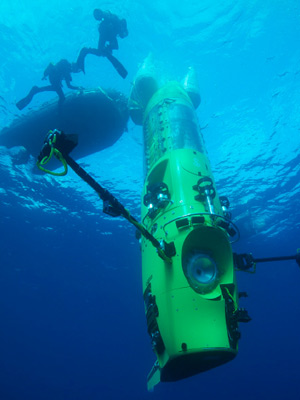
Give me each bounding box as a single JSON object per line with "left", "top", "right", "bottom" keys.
{"left": 75, "top": 11, "right": 128, "bottom": 78}
{"left": 16, "top": 59, "right": 80, "bottom": 110}
{"left": 97, "top": 11, "right": 127, "bottom": 53}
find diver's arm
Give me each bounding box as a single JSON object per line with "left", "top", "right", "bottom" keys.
{"left": 66, "top": 81, "right": 80, "bottom": 90}
{"left": 65, "top": 75, "right": 81, "bottom": 90}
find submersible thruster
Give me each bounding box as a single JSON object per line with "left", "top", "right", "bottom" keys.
{"left": 129, "top": 66, "right": 243, "bottom": 390}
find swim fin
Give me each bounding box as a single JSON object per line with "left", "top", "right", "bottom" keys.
{"left": 75, "top": 48, "right": 89, "bottom": 74}
{"left": 16, "top": 94, "right": 32, "bottom": 110}
{"left": 105, "top": 53, "right": 128, "bottom": 79}
{"left": 16, "top": 86, "right": 39, "bottom": 110}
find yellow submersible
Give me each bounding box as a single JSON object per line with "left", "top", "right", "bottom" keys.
{"left": 129, "top": 64, "right": 242, "bottom": 390}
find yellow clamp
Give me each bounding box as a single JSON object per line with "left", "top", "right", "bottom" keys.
{"left": 224, "top": 287, "right": 238, "bottom": 313}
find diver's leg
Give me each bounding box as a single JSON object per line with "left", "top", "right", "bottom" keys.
{"left": 33, "top": 85, "right": 56, "bottom": 93}
{"left": 86, "top": 48, "right": 102, "bottom": 56}
{"left": 75, "top": 47, "right": 102, "bottom": 73}
{"left": 56, "top": 87, "right": 65, "bottom": 107}
{"left": 98, "top": 35, "right": 106, "bottom": 54}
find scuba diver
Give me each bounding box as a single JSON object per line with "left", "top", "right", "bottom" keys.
{"left": 74, "top": 9, "right": 128, "bottom": 79}
{"left": 16, "top": 59, "right": 82, "bottom": 110}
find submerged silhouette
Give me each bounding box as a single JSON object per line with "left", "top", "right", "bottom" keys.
{"left": 16, "top": 59, "right": 82, "bottom": 110}
{"left": 75, "top": 9, "right": 128, "bottom": 79}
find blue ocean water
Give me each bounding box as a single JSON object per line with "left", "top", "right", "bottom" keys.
{"left": 1, "top": 1, "right": 300, "bottom": 399}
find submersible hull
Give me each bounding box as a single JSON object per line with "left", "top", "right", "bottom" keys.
{"left": 129, "top": 68, "right": 240, "bottom": 390}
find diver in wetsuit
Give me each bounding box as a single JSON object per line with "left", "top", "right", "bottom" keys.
{"left": 75, "top": 9, "right": 128, "bottom": 79}
{"left": 16, "top": 59, "right": 82, "bottom": 110}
